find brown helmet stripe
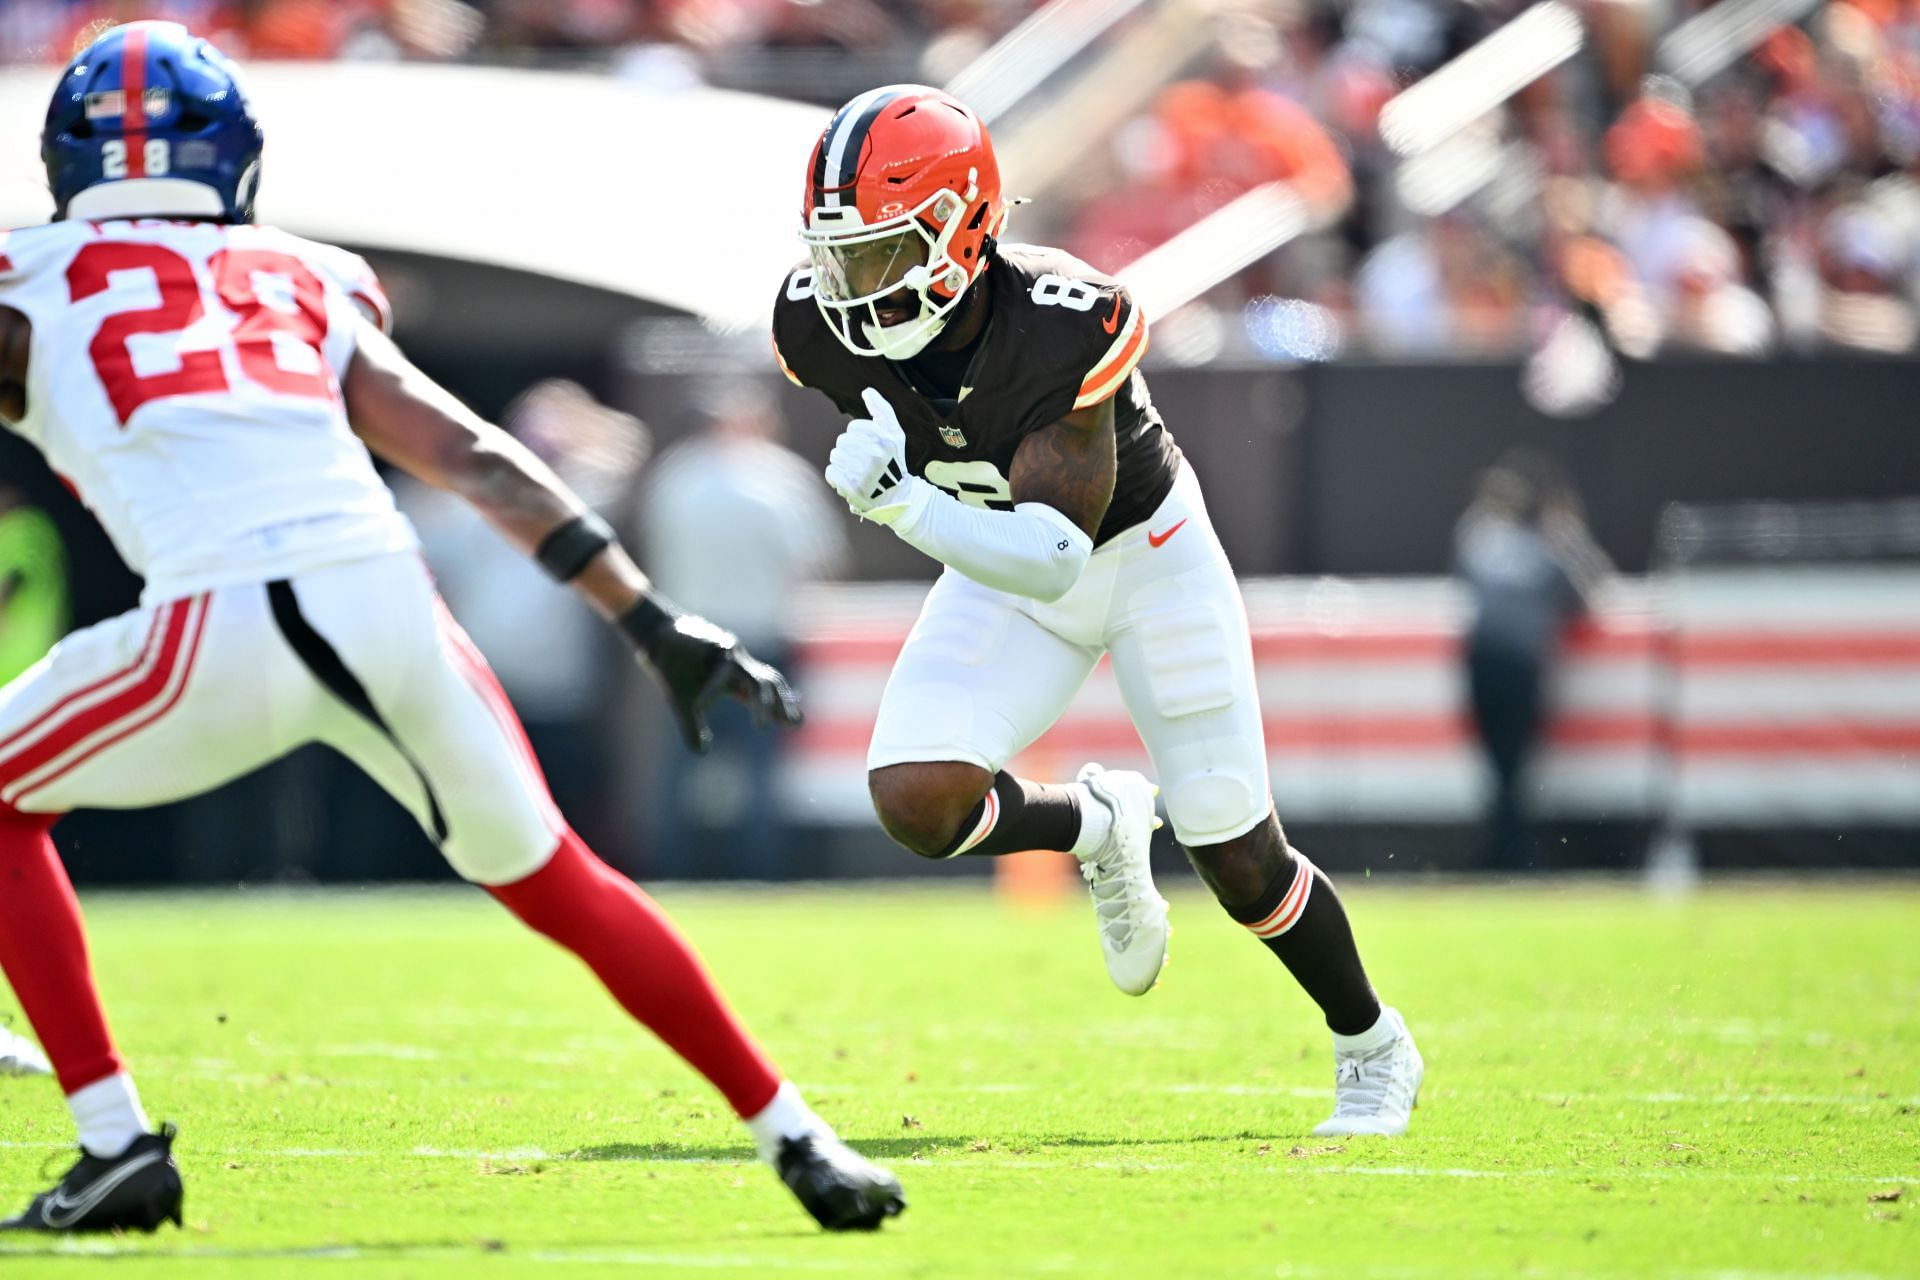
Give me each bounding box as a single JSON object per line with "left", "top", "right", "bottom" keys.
{"left": 814, "top": 86, "right": 908, "bottom": 209}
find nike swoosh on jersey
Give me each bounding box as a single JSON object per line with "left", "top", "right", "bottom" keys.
{"left": 42, "top": 1149, "right": 165, "bottom": 1228}
{"left": 1101, "top": 295, "right": 1122, "bottom": 334}
{"left": 1147, "top": 519, "right": 1187, "bottom": 548}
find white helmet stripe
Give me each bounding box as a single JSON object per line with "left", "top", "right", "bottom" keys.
{"left": 819, "top": 85, "right": 905, "bottom": 209}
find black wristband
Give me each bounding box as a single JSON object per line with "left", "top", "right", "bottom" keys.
{"left": 617, "top": 594, "right": 681, "bottom": 655}
{"left": 535, "top": 512, "right": 615, "bottom": 582}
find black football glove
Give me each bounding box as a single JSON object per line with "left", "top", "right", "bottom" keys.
{"left": 621, "top": 597, "right": 803, "bottom": 754}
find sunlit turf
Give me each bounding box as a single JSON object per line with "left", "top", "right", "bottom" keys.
{"left": 1, "top": 878, "right": 1915, "bottom": 1277}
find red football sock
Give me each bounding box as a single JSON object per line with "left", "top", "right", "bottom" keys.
{"left": 487, "top": 830, "right": 781, "bottom": 1118}
{"left": 0, "top": 809, "right": 124, "bottom": 1095}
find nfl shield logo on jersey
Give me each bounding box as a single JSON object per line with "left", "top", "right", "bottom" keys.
{"left": 938, "top": 423, "right": 968, "bottom": 447}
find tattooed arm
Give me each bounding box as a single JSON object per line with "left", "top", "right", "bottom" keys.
{"left": 1009, "top": 397, "right": 1117, "bottom": 541}
{"left": 344, "top": 321, "right": 651, "bottom": 621}
{"left": 348, "top": 320, "right": 799, "bottom": 751}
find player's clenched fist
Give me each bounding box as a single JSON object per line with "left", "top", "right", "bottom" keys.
{"left": 825, "top": 387, "right": 918, "bottom": 523}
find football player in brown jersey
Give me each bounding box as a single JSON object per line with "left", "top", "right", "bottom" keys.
{"left": 774, "top": 86, "right": 1422, "bottom": 1135}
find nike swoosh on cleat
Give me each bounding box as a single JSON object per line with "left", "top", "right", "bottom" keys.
{"left": 41, "top": 1149, "right": 165, "bottom": 1229}
{"left": 1146, "top": 519, "right": 1187, "bottom": 548}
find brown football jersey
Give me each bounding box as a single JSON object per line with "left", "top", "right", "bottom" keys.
{"left": 773, "top": 243, "right": 1182, "bottom": 547}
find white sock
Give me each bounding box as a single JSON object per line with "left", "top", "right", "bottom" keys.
{"left": 1331, "top": 1007, "right": 1399, "bottom": 1057}
{"left": 1067, "top": 782, "right": 1113, "bottom": 859}
{"left": 744, "top": 1080, "right": 828, "bottom": 1166}
{"left": 69, "top": 1072, "right": 149, "bottom": 1158}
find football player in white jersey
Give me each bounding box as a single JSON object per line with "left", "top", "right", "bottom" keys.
{"left": 0, "top": 22, "right": 901, "bottom": 1234}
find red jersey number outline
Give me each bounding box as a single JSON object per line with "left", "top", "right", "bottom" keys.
{"left": 208, "top": 248, "right": 333, "bottom": 401}
{"left": 65, "top": 240, "right": 334, "bottom": 426}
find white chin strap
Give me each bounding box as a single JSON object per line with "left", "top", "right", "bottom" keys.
{"left": 66, "top": 178, "right": 225, "bottom": 221}
{"left": 856, "top": 265, "right": 961, "bottom": 359}
{"left": 862, "top": 307, "right": 948, "bottom": 360}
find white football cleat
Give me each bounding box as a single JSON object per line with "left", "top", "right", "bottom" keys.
{"left": 0, "top": 1024, "right": 52, "bottom": 1077}
{"left": 1074, "top": 763, "right": 1170, "bottom": 996}
{"left": 1313, "top": 1006, "right": 1423, "bottom": 1137}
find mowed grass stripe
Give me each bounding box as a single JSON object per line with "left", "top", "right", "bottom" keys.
{"left": 0, "top": 1241, "right": 1912, "bottom": 1280}
{"left": 2, "top": 1140, "right": 1911, "bottom": 1187}
{"left": 0, "top": 882, "right": 1913, "bottom": 1277}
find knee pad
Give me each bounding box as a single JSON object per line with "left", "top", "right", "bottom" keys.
{"left": 1164, "top": 770, "right": 1265, "bottom": 847}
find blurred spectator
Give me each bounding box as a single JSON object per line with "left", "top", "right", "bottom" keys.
{"left": 1356, "top": 213, "right": 1530, "bottom": 354}
{"left": 1601, "top": 96, "right": 1708, "bottom": 301}
{"left": 638, "top": 384, "right": 845, "bottom": 880}
{"left": 488, "top": 0, "right": 654, "bottom": 52}
{"left": 11, "top": 0, "right": 1918, "bottom": 358}
{"left": 9, "top": 0, "right": 481, "bottom": 62}
{"left": 396, "top": 380, "right": 650, "bottom": 846}
{"left": 1816, "top": 202, "right": 1919, "bottom": 348}
{"left": 1453, "top": 451, "right": 1611, "bottom": 872}
{"left": 1695, "top": 82, "right": 1781, "bottom": 277}
{"left": 1069, "top": 62, "right": 1352, "bottom": 279}
{"left": 0, "top": 485, "right": 68, "bottom": 687}
{"left": 1657, "top": 216, "right": 1777, "bottom": 354}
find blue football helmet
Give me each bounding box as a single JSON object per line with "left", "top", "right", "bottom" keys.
{"left": 41, "top": 21, "right": 263, "bottom": 223}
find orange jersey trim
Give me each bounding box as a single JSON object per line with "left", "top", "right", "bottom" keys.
{"left": 772, "top": 335, "right": 804, "bottom": 387}
{"left": 1073, "top": 305, "right": 1148, "bottom": 409}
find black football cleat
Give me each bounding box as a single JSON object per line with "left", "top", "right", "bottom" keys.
{"left": 775, "top": 1133, "right": 905, "bottom": 1231}
{"left": 0, "top": 1124, "right": 183, "bottom": 1234}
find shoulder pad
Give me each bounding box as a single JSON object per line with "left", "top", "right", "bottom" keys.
{"left": 996, "top": 245, "right": 1149, "bottom": 410}
{"left": 771, "top": 261, "right": 824, "bottom": 388}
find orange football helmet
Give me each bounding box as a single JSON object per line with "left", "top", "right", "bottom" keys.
{"left": 799, "top": 85, "right": 1009, "bottom": 359}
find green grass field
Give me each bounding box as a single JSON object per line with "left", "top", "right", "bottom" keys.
{"left": 0, "top": 880, "right": 1914, "bottom": 1278}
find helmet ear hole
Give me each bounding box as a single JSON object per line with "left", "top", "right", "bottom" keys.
{"left": 234, "top": 160, "right": 260, "bottom": 217}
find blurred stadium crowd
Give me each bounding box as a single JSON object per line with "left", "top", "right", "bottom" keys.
{"left": 6, "top": 0, "right": 1919, "bottom": 361}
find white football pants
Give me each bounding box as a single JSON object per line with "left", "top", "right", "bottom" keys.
{"left": 0, "top": 551, "right": 564, "bottom": 884}
{"left": 868, "top": 460, "right": 1272, "bottom": 847}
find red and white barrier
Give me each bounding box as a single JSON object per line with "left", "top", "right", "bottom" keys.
{"left": 780, "top": 570, "right": 1920, "bottom": 826}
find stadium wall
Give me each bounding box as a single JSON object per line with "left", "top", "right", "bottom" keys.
{"left": 740, "top": 357, "right": 1920, "bottom": 579}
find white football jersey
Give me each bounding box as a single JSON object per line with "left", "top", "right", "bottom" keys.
{"left": 0, "top": 218, "right": 417, "bottom": 606}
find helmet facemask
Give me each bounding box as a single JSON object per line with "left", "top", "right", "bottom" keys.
{"left": 801, "top": 185, "right": 977, "bottom": 360}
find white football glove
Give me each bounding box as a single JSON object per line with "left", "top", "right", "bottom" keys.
{"left": 825, "top": 387, "right": 922, "bottom": 525}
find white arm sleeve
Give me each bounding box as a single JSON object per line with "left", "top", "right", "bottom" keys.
{"left": 877, "top": 477, "right": 1094, "bottom": 602}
